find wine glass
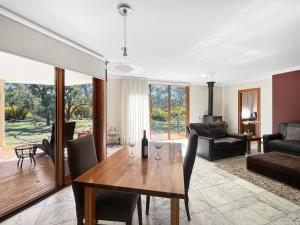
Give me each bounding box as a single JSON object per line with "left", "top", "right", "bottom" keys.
{"left": 154, "top": 137, "right": 163, "bottom": 160}
{"left": 128, "top": 138, "right": 136, "bottom": 158}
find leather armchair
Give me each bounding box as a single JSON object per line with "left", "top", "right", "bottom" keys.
{"left": 190, "top": 122, "right": 247, "bottom": 161}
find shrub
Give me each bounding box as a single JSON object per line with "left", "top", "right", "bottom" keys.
{"left": 73, "top": 105, "right": 92, "bottom": 119}
{"left": 151, "top": 108, "right": 168, "bottom": 122}
{"left": 5, "top": 106, "right": 29, "bottom": 120}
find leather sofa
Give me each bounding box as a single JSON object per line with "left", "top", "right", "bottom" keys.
{"left": 263, "top": 123, "right": 300, "bottom": 156}
{"left": 189, "top": 122, "right": 247, "bottom": 161}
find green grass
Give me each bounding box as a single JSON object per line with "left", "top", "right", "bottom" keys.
{"left": 5, "top": 119, "right": 92, "bottom": 145}
{"left": 151, "top": 119, "right": 186, "bottom": 134}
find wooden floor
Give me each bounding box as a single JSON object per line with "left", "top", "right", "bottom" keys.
{"left": 0, "top": 145, "right": 55, "bottom": 217}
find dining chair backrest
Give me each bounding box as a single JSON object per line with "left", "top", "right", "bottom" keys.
{"left": 67, "top": 134, "right": 98, "bottom": 224}
{"left": 183, "top": 129, "right": 198, "bottom": 193}
{"left": 67, "top": 134, "right": 98, "bottom": 180}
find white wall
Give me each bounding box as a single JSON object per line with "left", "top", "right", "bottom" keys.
{"left": 222, "top": 78, "right": 272, "bottom": 135}
{"left": 108, "top": 79, "right": 272, "bottom": 137}
{"left": 189, "top": 85, "right": 222, "bottom": 123}
{"left": 107, "top": 78, "right": 122, "bottom": 134}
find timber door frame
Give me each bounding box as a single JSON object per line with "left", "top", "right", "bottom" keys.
{"left": 149, "top": 84, "right": 190, "bottom": 140}
{"left": 238, "top": 88, "right": 261, "bottom": 137}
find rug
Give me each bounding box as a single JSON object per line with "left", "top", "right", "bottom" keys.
{"left": 215, "top": 156, "right": 300, "bottom": 205}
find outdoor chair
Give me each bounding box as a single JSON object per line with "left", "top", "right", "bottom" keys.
{"left": 37, "top": 121, "right": 76, "bottom": 164}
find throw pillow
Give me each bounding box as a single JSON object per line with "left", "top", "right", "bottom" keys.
{"left": 286, "top": 123, "right": 300, "bottom": 141}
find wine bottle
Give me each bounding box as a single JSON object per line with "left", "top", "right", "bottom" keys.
{"left": 141, "top": 130, "right": 148, "bottom": 158}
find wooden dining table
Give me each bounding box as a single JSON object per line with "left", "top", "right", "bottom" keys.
{"left": 74, "top": 142, "right": 185, "bottom": 225}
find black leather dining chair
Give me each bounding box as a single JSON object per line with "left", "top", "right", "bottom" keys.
{"left": 146, "top": 129, "right": 198, "bottom": 220}
{"left": 67, "top": 134, "right": 142, "bottom": 225}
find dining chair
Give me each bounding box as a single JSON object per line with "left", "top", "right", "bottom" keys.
{"left": 67, "top": 134, "right": 142, "bottom": 225}
{"left": 146, "top": 129, "right": 198, "bottom": 220}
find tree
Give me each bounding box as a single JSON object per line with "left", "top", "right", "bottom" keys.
{"left": 5, "top": 83, "right": 32, "bottom": 120}
{"left": 29, "top": 84, "right": 55, "bottom": 126}
{"left": 64, "top": 84, "right": 92, "bottom": 121}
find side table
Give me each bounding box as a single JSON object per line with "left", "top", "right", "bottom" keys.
{"left": 14, "top": 144, "right": 37, "bottom": 168}
{"left": 246, "top": 136, "right": 262, "bottom": 154}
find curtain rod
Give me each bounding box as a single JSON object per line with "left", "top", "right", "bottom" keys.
{"left": 107, "top": 74, "right": 190, "bottom": 86}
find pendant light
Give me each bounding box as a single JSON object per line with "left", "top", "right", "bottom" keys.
{"left": 109, "top": 3, "right": 143, "bottom": 75}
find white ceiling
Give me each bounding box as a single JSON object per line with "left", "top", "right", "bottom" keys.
{"left": 0, "top": 0, "right": 300, "bottom": 85}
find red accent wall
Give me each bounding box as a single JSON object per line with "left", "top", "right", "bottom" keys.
{"left": 273, "top": 70, "right": 300, "bottom": 132}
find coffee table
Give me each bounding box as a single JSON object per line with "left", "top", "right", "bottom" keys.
{"left": 246, "top": 135, "right": 262, "bottom": 154}
{"left": 14, "top": 144, "right": 37, "bottom": 168}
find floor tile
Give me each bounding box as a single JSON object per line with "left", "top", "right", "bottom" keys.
{"left": 191, "top": 208, "right": 234, "bottom": 225}
{"left": 1, "top": 206, "right": 43, "bottom": 225}
{"left": 233, "top": 178, "right": 265, "bottom": 194}
{"left": 268, "top": 213, "right": 300, "bottom": 225}
{"left": 35, "top": 201, "right": 76, "bottom": 225}
{"left": 256, "top": 191, "right": 300, "bottom": 214}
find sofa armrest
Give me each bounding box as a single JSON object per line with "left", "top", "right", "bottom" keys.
{"left": 198, "top": 135, "right": 214, "bottom": 143}
{"left": 227, "top": 132, "right": 247, "bottom": 141}
{"left": 197, "top": 136, "right": 214, "bottom": 161}
{"left": 263, "top": 133, "right": 282, "bottom": 153}
{"left": 263, "top": 133, "right": 282, "bottom": 141}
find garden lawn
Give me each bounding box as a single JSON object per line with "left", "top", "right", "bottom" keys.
{"left": 151, "top": 119, "right": 186, "bottom": 133}
{"left": 5, "top": 119, "right": 92, "bottom": 145}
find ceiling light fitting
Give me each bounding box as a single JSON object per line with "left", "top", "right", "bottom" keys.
{"left": 108, "top": 4, "right": 144, "bottom": 75}
{"left": 118, "top": 3, "right": 132, "bottom": 57}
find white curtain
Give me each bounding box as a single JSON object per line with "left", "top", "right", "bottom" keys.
{"left": 242, "top": 92, "right": 257, "bottom": 119}
{"left": 121, "top": 78, "right": 149, "bottom": 145}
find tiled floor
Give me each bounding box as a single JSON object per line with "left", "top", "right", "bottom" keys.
{"left": 2, "top": 141, "right": 300, "bottom": 225}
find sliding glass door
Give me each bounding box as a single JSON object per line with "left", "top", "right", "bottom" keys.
{"left": 150, "top": 84, "right": 189, "bottom": 140}
{"left": 0, "top": 52, "right": 56, "bottom": 217}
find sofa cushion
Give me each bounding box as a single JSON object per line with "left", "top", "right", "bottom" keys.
{"left": 214, "top": 137, "right": 244, "bottom": 150}
{"left": 269, "top": 139, "right": 300, "bottom": 154}
{"left": 286, "top": 123, "right": 300, "bottom": 141}
{"left": 278, "top": 123, "right": 289, "bottom": 138}
{"left": 189, "top": 123, "right": 210, "bottom": 137}
{"left": 209, "top": 122, "right": 227, "bottom": 138}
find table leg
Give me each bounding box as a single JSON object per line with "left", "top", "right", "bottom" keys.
{"left": 257, "top": 140, "right": 261, "bottom": 153}
{"left": 247, "top": 141, "right": 251, "bottom": 154}
{"left": 20, "top": 157, "right": 24, "bottom": 169}
{"left": 31, "top": 155, "right": 36, "bottom": 165}
{"left": 85, "top": 186, "right": 96, "bottom": 225}
{"left": 171, "top": 198, "right": 179, "bottom": 225}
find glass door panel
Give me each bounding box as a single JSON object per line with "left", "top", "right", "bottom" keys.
{"left": 64, "top": 70, "right": 93, "bottom": 178}
{"left": 150, "top": 84, "right": 169, "bottom": 141}
{"left": 170, "top": 86, "right": 186, "bottom": 139}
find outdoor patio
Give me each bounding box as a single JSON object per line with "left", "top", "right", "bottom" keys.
{"left": 0, "top": 145, "right": 55, "bottom": 216}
